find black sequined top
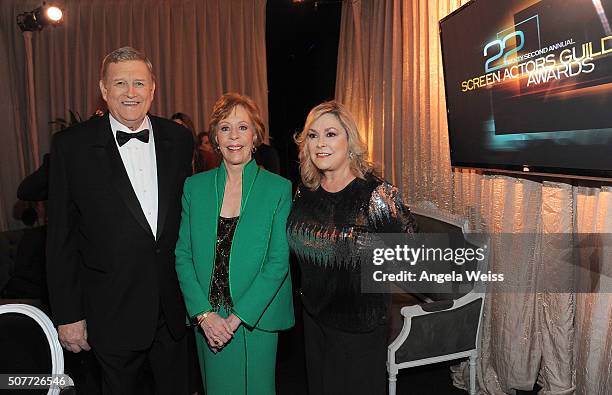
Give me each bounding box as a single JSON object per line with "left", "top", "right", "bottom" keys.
{"left": 287, "top": 173, "right": 416, "bottom": 332}
{"left": 209, "top": 216, "right": 239, "bottom": 312}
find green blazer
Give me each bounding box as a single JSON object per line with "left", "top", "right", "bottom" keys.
{"left": 175, "top": 159, "right": 294, "bottom": 331}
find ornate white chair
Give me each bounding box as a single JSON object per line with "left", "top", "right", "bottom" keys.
{"left": 0, "top": 303, "right": 75, "bottom": 394}
{"left": 387, "top": 203, "right": 488, "bottom": 395}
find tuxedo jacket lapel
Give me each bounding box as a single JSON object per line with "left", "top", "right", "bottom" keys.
{"left": 93, "top": 114, "right": 154, "bottom": 238}
{"left": 152, "top": 117, "right": 177, "bottom": 241}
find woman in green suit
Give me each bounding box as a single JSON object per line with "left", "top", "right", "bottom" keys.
{"left": 175, "top": 93, "right": 294, "bottom": 394}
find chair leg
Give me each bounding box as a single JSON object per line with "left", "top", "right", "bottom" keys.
{"left": 469, "top": 355, "right": 477, "bottom": 395}
{"left": 388, "top": 371, "right": 397, "bottom": 395}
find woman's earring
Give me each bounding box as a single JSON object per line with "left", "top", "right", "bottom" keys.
{"left": 348, "top": 151, "right": 355, "bottom": 159}
{"left": 252, "top": 146, "right": 257, "bottom": 154}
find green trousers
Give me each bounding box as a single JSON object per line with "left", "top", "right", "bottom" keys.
{"left": 195, "top": 323, "right": 278, "bottom": 394}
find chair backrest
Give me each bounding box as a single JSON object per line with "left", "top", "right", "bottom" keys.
{"left": 395, "top": 293, "right": 484, "bottom": 362}
{"left": 410, "top": 202, "right": 487, "bottom": 301}
{"left": 0, "top": 303, "right": 65, "bottom": 395}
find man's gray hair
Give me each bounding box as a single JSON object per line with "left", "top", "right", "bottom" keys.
{"left": 100, "top": 46, "right": 155, "bottom": 81}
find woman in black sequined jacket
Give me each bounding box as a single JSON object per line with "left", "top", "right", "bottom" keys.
{"left": 287, "top": 101, "right": 416, "bottom": 395}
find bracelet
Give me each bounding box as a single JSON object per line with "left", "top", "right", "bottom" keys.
{"left": 197, "top": 311, "right": 211, "bottom": 326}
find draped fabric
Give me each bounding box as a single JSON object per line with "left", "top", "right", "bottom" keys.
{"left": 573, "top": 189, "right": 612, "bottom": 394}
{"left": 336, "top": 0, "right": 456, "bottom": 205}
{"left": 336, "top": 0, "right": 612, "bottom": 393}
{"left": 0, "top": 0, "right": 268, "bottom": 231}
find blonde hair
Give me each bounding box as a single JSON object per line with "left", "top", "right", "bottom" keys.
{"left": 295, "top": 101, "right": 371, "bottom": 190}
{"left": 208, "top": 93, "right": 264, "bottom": 151}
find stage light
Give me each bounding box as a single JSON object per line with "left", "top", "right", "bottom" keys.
{"left": 17, "top": 3, "right": 64, "bottom": 32}
{"left": 46, "top": 6, "right": 63, "bottom": 22}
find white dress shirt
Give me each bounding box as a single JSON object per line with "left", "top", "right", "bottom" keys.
{"left": 110, "top": 114, "right": 159, "bottom": 237}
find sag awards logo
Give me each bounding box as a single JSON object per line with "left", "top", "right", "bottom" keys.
{"left": 460, "top": 14, "right": 612, "bottom": 92}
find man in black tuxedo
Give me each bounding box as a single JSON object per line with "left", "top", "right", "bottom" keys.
{"left": 46, "top": 47, "right": 192, "bottom": 394}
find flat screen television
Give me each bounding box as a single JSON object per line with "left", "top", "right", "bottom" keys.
{"left": 439, "top": 0, "right": 612, "bottom": 179}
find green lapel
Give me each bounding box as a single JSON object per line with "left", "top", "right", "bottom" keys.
{"left": 214, "top": 159, "right": 260, "bottom": 217}
{"left": 213, "top": 159, "right": 260, "bottom": 301}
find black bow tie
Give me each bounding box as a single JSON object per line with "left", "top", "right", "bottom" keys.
{"left": 116, "top": 129, "right": 150, "bottom": 147}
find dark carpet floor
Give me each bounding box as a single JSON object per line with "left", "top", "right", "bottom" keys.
{"left": 275, "top": 297, "right": 467, "bottom": 395}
